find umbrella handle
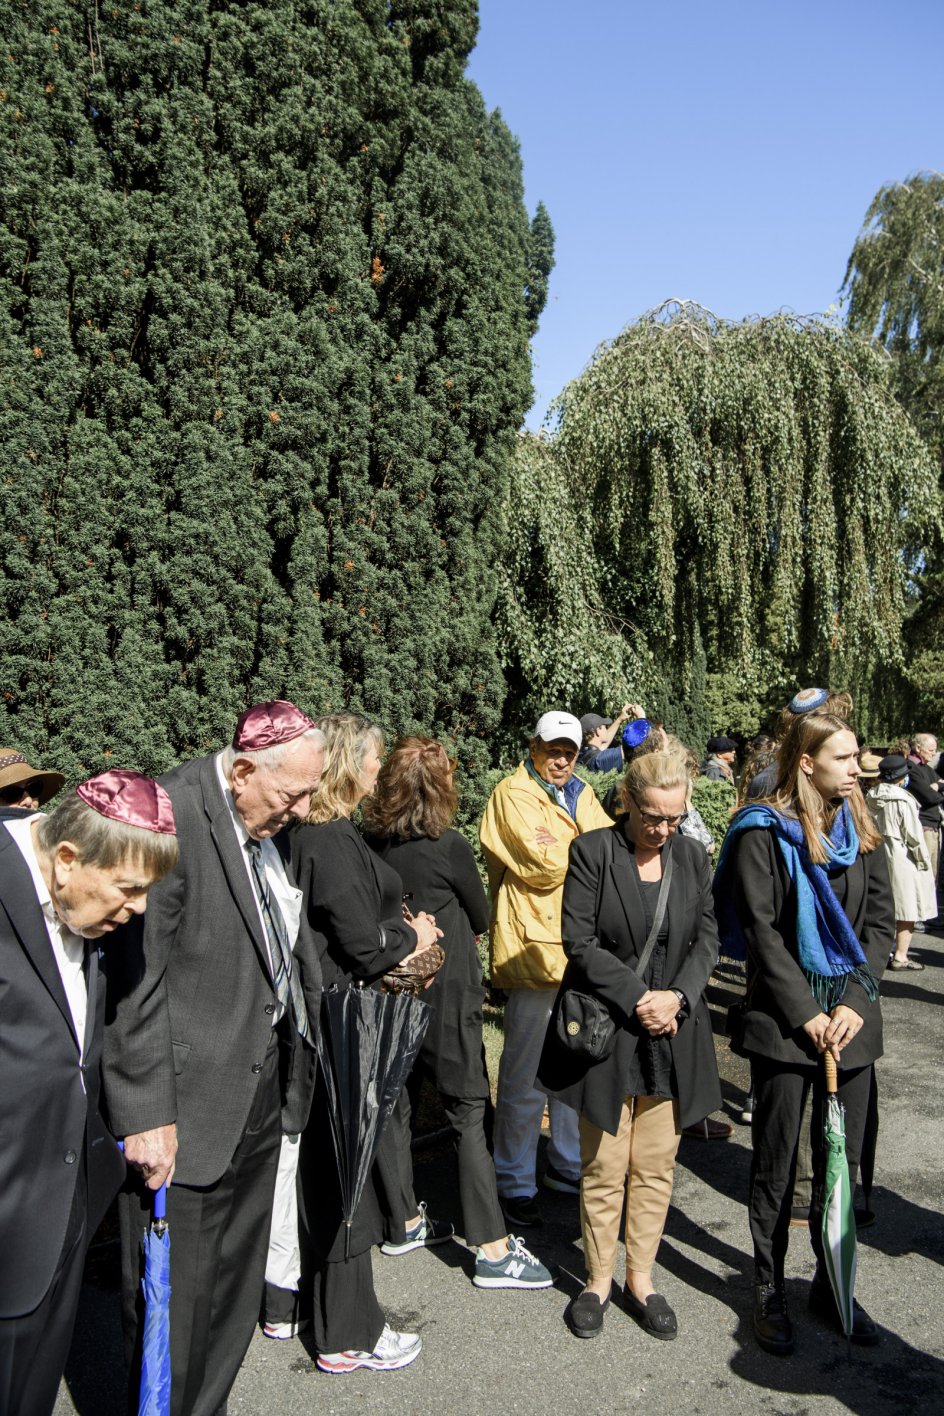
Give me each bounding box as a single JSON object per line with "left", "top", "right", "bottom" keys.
{"left": 824, "top": 1052, "right": 838, "bottom": 1095}
{"left": 118, "top": 1142, "right": 168, "bottom": 1223}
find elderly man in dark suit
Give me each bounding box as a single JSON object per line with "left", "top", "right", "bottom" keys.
{"left": 0, "top": 770, "right": 178, "bottom": 1416}
{"left": 105, "top": 701, "right": 324, "bottom": 1416}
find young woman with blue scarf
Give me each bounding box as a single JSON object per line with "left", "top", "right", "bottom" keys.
{"left": 713, "top": 711, "right": 893, "bottom": 1357}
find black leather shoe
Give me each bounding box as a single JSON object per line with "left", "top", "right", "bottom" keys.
{"left": 569, "top": 1290, "right": 609, "bottom": 1338}
{"left": 808, "top": 1275, "right": 879, "bottom": 1345}
{"left": 623, "top": 1289, "right": 678, "bottom": 1340}
{"left": 753, "top": 1281, "right": 794, "bottom": 1355}
{"left": 501, "top": 1193, "right": 541, "bottom": 1228}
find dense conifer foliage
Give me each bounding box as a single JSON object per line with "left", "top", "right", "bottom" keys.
{"left": 0, "top": 2, "right": 549, "bottom": 780}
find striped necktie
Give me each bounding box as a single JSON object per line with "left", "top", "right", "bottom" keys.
{"left": 245, "top": 839, "right": 309, "bottom": 1041}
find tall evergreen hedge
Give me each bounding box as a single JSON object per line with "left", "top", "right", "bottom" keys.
{"left": 0, "top": 1, "right": 550, "bottom": 784}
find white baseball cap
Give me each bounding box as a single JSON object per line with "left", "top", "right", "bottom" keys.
{"left": 532, "top": 712, "right": 583, "bottom": 750}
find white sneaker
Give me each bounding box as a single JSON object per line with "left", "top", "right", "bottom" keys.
{"left": 317, "top": 1323, "right": 422, "bottom": 1373}
{"left": 263, "top": 1317, "right": 308, "bottom": 1340}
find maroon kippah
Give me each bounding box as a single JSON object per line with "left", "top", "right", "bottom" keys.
{"left": 232, "top": 699, "right": 316, "bottom": 752}
{"left": 76, "top": 770, "right": 176, "bottom": 835}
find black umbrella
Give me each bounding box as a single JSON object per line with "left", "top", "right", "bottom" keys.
{"left": 317, "top": 984, "right": 430, "bottom": 1257}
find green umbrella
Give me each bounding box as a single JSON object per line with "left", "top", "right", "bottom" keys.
{"left": 821, "top": 1052, "right": 857, "bottom": 1337}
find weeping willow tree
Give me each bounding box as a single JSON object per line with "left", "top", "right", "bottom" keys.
{"left": 844, "top": 172, "right": 944, "bottom": 470}
{"left": 844, "top": 173, "right": 944, "bottom": 724}
{"left": 497, "top": 301, "right": 938, "bottom": 748}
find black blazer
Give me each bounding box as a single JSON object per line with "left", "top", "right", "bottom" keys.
{"left": 104, "top": 753, "right": 322, "bottom": 1185}
{"left": 538, "top": 826, "right": 722, "bottom": 1134}
{"left": 0, "top": 825, "right": 125, "bottom": 1317}
{"left": 290, "top": 818, "right": 417, "bottom": 989}
{"left": 291, "top": 817, "right": 417, "bottom": 1264}
{"left": 368, "top": 830, "right": 491, "bottom": 1098}
{"left": 725, "top": 827, "right": 893, "bottom": 1068}
{"left": 906, "top": 762, "right": 942, "bottom": 830}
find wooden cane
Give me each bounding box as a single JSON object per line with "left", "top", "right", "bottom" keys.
{"left": 824, "top": 1051, "right": 838, "bottom": 1094}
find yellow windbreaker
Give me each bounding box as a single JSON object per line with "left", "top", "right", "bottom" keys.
{"left": 479, "top": 763, "right": 611, "bottom": 989}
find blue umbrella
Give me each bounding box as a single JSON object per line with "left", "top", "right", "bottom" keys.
{"left": 137, "top": 1184, "right": 171, "bottom": 1416}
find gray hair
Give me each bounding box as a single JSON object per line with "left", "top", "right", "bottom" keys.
{"left": 36, "top": 792, "right": 180, "bottom": 877}
{"left": 220, "top": 726, "right": 326, "bottom": 779}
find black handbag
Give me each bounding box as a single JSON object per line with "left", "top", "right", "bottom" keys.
{"left": 556, "top": 988, "right": 617, "bottom": 1061}
{"left": 555, "top": 837, "right": 675, "bottom": 1062}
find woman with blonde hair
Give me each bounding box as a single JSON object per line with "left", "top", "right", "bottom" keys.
{"left": 290, "top": 714, "right": 442, "bottom": 1374}
{"left": 538, "top": 749, "right": 723, "bottom": 1339}
{"left": 364, "top": 737, "right": 552, "bottom": 1289}
{"left": 713, "top": 711, "right": 892, "bottom": 1355}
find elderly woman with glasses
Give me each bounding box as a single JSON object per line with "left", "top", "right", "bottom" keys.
{"left": 538, "top": 749, "right": 722, "bottom": 1341}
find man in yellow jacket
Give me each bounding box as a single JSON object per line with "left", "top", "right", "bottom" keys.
{"left": 480, "top": 712, "right": 611, "bottom": 1228}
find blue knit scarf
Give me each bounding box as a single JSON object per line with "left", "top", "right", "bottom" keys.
{"left": 714, "top": 802, "right": 879, "bottom": 1010}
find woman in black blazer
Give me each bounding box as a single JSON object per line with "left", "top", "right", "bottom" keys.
{"left": 290, "top": 714, "right": 441, "bottom": 1374}
{"left": 365, "top": 738, "right": 552, "bottom": 1290}
{"left": 714, "top": 710, "right": 893, "bottom": 1357}
{"left": 538, "top": 750, "right": 722, "bottom": 1340}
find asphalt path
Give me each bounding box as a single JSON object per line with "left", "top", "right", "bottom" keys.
{"left": 57, "top": 934, "right": 944, "bottom": 1416}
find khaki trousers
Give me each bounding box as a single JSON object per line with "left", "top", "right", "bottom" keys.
{"left": 923, "top": 827, "right": 939, "bottom": 890}
{"left": 579, "top": 1096, "right": 681, "bottom": 1281}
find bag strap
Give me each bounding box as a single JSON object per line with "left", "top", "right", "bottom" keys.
{"left": 632, "top": 846, "right": 674, "bottom": 981}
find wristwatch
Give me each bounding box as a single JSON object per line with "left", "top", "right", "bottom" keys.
{"left": 671, "top": 988, "right": 688, "bottom": 1016}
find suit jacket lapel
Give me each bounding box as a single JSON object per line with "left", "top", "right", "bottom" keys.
{"left": 610, "top": 831, "right": 680, "bottom": 969}
{"left": 83, "top": 945, "right": 100, "bottom": 1059}
{"left": 609, "top": 829, "right": 647, "bottom": 959}
{"left": 0, "top": 825, "right": 80, "bottom": 1048}
{"left": 198, "top": 756, "right": 272, "bottom": 978}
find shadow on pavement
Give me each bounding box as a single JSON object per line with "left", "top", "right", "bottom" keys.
{"left": 658, "top": 1208, "right": 944, "bottom": 1415}
{"left": 879, "top": 977, "right": 944, "bottom": 1006}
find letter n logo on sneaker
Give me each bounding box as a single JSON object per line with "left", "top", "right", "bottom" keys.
{"left": 506, "top": 1260, "right": 525, "bottom": 1280}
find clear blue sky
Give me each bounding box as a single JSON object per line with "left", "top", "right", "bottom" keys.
{"left": 466, "top": 0, "right": 944, "bottom": 429}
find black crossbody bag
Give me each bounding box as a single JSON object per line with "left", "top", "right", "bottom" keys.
{"left": 556, "top": 835, "right": 674, "bottom": 1062}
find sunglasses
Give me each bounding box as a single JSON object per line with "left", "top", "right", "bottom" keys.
{"left": 0, "top": 781, "right": 38, "bottom": 806}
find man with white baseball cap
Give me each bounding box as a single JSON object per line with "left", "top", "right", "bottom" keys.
{"left": 480, "top": 711, "right": 610, "bottom": 1228}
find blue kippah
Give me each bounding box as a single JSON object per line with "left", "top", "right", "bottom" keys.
{"left": 622, "top": 719, "right": 652, "bottom": 749}
{"left": 788, "top": 687, "right": 829, "bottom": 715}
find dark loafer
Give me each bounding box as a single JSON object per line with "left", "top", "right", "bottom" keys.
{"left": 623, "top": 1289, "right": 678, "bottom": 1340}
{"left": 569, "top": 1290, "right": 609, "bottom": 1338}
{"left": 808, "top": 1276, "right": 879, "bottom": 1345}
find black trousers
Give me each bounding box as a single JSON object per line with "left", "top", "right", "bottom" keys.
{"left": 0, "top": 1163, "right": 87, "bottom": 1416}
{"left": 378, "top": 1082, "right": 506, "bottom": 1249}
{"left": 119, "top": 1044, "right": 281, "bottom": 1416}
{"left": 297, "top": 1078, "right": 386, "bottom": 1356}
{"left": 749, "top": 1055, "right": 872, "bottom": 1284}
{"left": 310, "top": 1250, "right": 384, "bottom": 1356}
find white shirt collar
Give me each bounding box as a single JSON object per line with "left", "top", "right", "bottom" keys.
{"left": 4, "top": 813, "right": 59, "bottom": 926}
